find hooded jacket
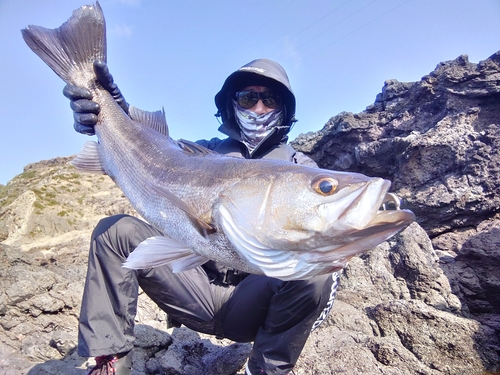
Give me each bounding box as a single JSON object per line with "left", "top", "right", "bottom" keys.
{"left": 211, "top": 58, "right": 298, "bottom": 159}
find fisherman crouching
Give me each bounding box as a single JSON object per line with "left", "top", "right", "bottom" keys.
{"left": 64, "top": 58, "right": 339, "bottom": 375}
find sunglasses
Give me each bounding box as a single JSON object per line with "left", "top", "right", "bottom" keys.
{"left": 235, "top": 90, "right": 283, "bottom": 109}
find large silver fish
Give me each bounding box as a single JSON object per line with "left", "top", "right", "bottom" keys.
{"left": 22, "top": 2, "right": 415, "bottom": 280}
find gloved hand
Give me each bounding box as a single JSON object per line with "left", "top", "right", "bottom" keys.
{"left": 63, "top": 60, "right": 129, "bottom": 135}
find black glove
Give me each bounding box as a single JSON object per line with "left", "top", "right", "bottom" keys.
{"left": 63, "top": 60, "right": 129, "bottom": 135}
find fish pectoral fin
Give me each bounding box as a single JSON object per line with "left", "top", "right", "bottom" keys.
{"left": 176, "top": 139, "right": 219, "bottom": 156}
{"left": 129, "top": 106, "right": 169, "bottom": 137}
{"left": 70, "top": 141, "right": 105, "bottom": 174}
{"left": 171, "top": 254, "right": 209, "bottom": 273}
{"left": 122, "top": 235, "right": 207, "bottom": 270}
{"left": 147, "top": 182, "right": 215, "bottom": 234}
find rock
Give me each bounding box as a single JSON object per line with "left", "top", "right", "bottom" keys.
{"left": 292, "top": 50, "right": 500, "bottom": 373}
{"left": 143, "top": 328, "right": 250, "bottom": 375}
{"left": 441, "top": 219, "right": 500, "bottom": 315}
{"left": 369, "top": 299, "right": 485, "bottom": 373}
{"left": 298, "top": 222, "right": 499, "bottom": 374}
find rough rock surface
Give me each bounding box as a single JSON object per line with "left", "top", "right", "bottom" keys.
{"left": 1, "top": 51, "right": 500, "bottom": 374}
{"left": 291, "top": 51, "right": 500, "bottom": 374}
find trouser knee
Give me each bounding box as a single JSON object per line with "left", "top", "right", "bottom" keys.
{"left": 92, "top": 214, "right": 137, "bottom": 241}
{"left": 90, "top": 214, "right": 160, "bottom": 259}
{"left": 284, "top": 273, "right": 334, "bottom": 307}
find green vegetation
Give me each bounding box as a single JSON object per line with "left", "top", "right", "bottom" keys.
{"left": 0, "top": 185, "right": 8, "bottom": 208}
{"left": 28, "top": 229, "right": 40, "bottom": 237}
{"left": 33, "top": 201, "right": 44, "bottom": 209}
{"left": 45, "top": 191, "right": 56, "bottom": 199}
{"left": 0, "top": 170, "right": 40, "bottom": 209}
{"left": 18, "top": 170, "right": 37, "bottom": 180}
{"left": 0, "top": 160, "right": 87, "bottom": 212}
{"left": 31, "top": 187, "right": 58, "bottom": 207}
{"left": 32, "top": 189, "right": 44, "bottom": 199}
{"left": 33, "top": 200, "right": 45, "bottom": 214}
{"left": 54, "top": 172, "right": 82, "bottom": 183}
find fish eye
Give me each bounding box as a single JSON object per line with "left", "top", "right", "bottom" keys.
{"left": 311, "top": 176, "right": 338, "bottom": 196}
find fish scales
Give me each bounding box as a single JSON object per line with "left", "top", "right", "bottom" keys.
{"left": 22, "top": 2, "right": 415, "bottom": 280}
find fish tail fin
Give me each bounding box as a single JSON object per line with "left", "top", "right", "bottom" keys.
{"left": 21, "top": 2, "right": 106, "bottom": 86}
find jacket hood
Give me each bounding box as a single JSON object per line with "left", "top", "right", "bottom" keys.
{"left": 214, "top": 59, "right": 297, "bottom": 139}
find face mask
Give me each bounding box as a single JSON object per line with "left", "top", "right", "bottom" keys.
{"left": 233, "top": 100, "right": 284, "bottom": 154}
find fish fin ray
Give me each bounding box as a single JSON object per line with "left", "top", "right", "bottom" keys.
{"left": 176, "top": 139, "right": 219, "bottom": 156}
{"left": 122, "top": 235, "right": 196, "bottom": 269}
{"left": 129, "top": 106, "right": 169, "bottom": 137}
{"left": 171, "top": 254, "right": 209, "bottom": 273}
{"left": 21, "top": 2, "right": 106, "bottom": 85}
{"left": 70, "top": 141, "right": 105, "bottom": 173}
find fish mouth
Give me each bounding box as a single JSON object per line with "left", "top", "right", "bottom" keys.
{"left": 328, "top": 178, "right": 401, "bottom": 231}
{"left": 309, "top": 192, "right": 415, "bottom": 266}
{"left": 380, "top": 192, "right": 402, "bottom": 211}
{"left": 371, "top": 192, "right": 415, "bottom": 228}
{"left": 329, "top": 188, "right": 415, "bottom": 248}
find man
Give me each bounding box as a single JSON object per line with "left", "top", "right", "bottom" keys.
{"left": 65, "top": 58, "right": 339, "bottom": 375}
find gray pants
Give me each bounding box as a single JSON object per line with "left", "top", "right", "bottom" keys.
{"left": 78, "top": 215, "right": 336, "bottom": 374}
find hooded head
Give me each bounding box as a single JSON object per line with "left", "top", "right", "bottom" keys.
{"left": 215, "top": 59, "right": 297, "bottom": 142}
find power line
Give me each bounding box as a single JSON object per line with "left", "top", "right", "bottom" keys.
{"left": 286, "top": 0, "right": 351, "bottom": 41}
{"left": 292, "top": 0, "right": 379, "bottom": 51}
{"left": 304, "top": 0, "right": 411, "bottom": 60}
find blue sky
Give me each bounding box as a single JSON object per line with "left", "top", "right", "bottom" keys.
{"left": 0, "top": 0, "right": 499, "bottom": 185}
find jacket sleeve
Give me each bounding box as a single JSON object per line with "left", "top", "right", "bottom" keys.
{"left": 293, "top": 150, "right": 319, "bottom": 168}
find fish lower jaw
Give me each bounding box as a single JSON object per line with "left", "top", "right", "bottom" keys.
{"left": 368, "top": 209, "right": 415, "bottom": 227}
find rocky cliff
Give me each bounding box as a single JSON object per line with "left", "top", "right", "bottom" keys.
{"left": 291, "top": 51, "right": 500, "bottom": 374}
{"left": 1, "top": 51, "right": 499, "bottom": 374}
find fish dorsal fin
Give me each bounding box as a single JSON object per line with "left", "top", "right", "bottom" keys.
{"left": 176, "top": 139, "right": 219, "bottom": 156}
{"left": 70, "top": 140, "right": 105, "bottom": 173}
{"left": 147, "top": 181, "right": 215, "bottom": 234}
{"left": 129, "top": 105, "right": 169, "bottom": 136}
